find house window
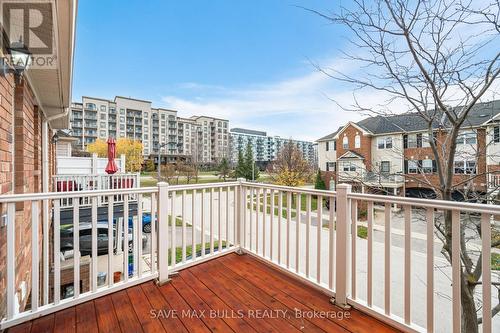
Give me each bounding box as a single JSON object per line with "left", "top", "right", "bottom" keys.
{"left": 120, "top": 108, "right": 125, "bottom": 115}
{"left": 380, "top": 161, "right": 390, "bottom": 173}
{"left": 408, "top": 160, "right": 418, "bottom": 174}
{"left": 100, "top": 113, "right": 106, "bottom": 120}
{"left": 342, "top": 136, "right": 349, "bottom": 149}
{"left": 456, "top": 131, "right": 477, "bottom": 145}
{"left": 494, "top": 126, "right": 500, "bottom": 143}
{"left": 454, "top": 160, "right": 477, "bottom": 174}
{"left": 422, "top": 159, "right": 433, "bottom": 173}
{"left": 326, "top": 141, "right": 329, "bottom": 151}
{"left": 100, "top": 105, "right": 106, "bottom": 112}
{"left": 377, "top": 137, "right": 393, "bottom": 149}
{"left": 85, "top": 103, "right": 96, "bottom": 110}
{"left": 407, "top": 134, "right": 417, "bottom": 148}
{"left": 342, "top": 162, "right": 356, "bottom": 172}
{"left": 354, "top": 135, "right": 361, "bottom": 148}
{"left": 326, "top": 162, "right": 336, "bottom": 171}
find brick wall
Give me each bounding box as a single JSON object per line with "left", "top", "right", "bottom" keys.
{"left": 0, "top": 73, "right": 15, "bottom": 318}
{"left": 0, "top": 76, "right": 54, "bottom": 317}
{"left": 404, "top": 129, "right": 488, "bottom": 193}
{"left": 335, "top": 124, "right": 372, "bottom": 170}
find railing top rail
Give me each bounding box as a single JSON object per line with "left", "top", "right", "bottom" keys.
{"left": 348, "top": 192, "right": 500, "bottom": 214}
{"left": 52, "top": 173, "right": 139, "bottom": 178}
{"left": 242, "top": 181, "right": 337, "bottom": 197}
{"left": 0, "top": 187, "right": 157, "bottom": 203}
{"left": 168, "top": 181, "right": 240, "bottom": 191}
{"left": 0, "top": 181, "right": 241, "bottom": 203}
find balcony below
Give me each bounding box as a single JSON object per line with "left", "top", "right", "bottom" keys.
{"left": 8, "top": 253, "right": 399, "bottom": 333}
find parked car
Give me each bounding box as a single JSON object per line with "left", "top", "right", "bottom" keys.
{"left": 117, "top": 213, "right": 154, "bottom": 233}
{"left": 60, "top": 222, "right": 144, "bottom": 256}
{"left": 129, "top": 213, "right": 153, "bottom": 233}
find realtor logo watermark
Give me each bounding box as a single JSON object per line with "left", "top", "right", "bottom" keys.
{"left": 0, "top": 0, "right": 56, "bottom": 69}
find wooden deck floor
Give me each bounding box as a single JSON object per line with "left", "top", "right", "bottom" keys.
{"left": 9, "top": 253, "right": 401, "bottom": 333}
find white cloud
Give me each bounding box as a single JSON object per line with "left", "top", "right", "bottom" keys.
{"left": 161, "top": 55, "right": 500, "bottom": 142}
{"left": 161, "top": 58, "right": 378, "bottom": 142}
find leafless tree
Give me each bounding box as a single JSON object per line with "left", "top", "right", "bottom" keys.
{"left": 308, "top": 0, "right": 500, "bottom": 331}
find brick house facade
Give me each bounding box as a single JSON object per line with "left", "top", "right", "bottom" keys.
{"left": 317, "top": 100, "right": 500, "bottom": 199}
{"left": 0, "top": 0, "right": 76, "bottom": 317}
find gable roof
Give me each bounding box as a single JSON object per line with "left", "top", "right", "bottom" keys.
{"left": 338, "top": 150, "right": 365, "bottom": 160}
{"left": 317, "top": 100, "right": 500, "bottom": 140}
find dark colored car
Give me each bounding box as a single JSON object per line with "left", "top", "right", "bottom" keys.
{"left": 60, "top": 222, "right": 141, "bottom": 256}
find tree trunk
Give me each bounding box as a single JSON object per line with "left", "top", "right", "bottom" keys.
{"left": 442, "top": 188, "right": 479, "bottom": 332}
{"left": 461, "top": 277, "right": 478, "bottom": 333}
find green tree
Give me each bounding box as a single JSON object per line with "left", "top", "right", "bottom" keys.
{"left": 314, "top": 169, "right": 326, "bottom": 190}
{"left": 235, "top": 149, "right": 247, "bottom": 179}
{"left": 244, "top": 142, "right": 259, "bottom": 181}
{"left": 218, "top": 157, "right": 231, "bottom": 181}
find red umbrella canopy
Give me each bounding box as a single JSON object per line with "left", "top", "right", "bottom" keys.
{"left": 105, "top": 137, "right": 118, "bottom": 174}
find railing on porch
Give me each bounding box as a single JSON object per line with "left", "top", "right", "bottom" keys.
{"left": 52, "top": 173, "right": 140, "bottom": 208}
{"left": 363, "top": 172, "right": 405, "bottom": 184}
{"left": 0, "top": 180, "right": 497, "bottom": 332}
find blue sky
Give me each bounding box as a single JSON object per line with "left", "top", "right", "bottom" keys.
{"left": 72, "top": 1, "right": 362, "bottom": 141}
{"left": 73, "top": 0, "right": 360, "bottom": 140}
{"left": 72, "top": 1, "right": 500, "bottom": 142}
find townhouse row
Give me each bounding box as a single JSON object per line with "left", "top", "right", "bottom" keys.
{"left": 316, "top": 100, "right": 500, "bottom": 199}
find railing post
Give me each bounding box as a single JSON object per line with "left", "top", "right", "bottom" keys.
{"left": 157, "top": 182, "right": 170, "bottom": 284}
{"left": 332, "top": 183, "right": 351, "bottom": 309}
{"left": 236, "top": 178, "right": 245, "bottom": 255}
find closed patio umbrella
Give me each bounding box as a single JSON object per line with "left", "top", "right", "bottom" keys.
{"left": 105, "top": 138, "right": 118, "bottom": 174}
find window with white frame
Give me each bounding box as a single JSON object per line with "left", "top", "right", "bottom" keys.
{"left": 408, "top": 160, "right": 418, "bottom": 174}
{"left": 326, "top": 162, "right": 336, "bottom": 171}
{"left": 377, "top": 137, "right": 393, "bottom": 149}
{"left": 342, "top": 136, "right": 349, "bottom": 149}
{"left": 456, "top": 131, "right": 477, "bottom": 145}
{"left": 422, "top": 159, "right": 433, "bottom": 173}
{"left": 422, "top": 133, "right": 430, "bottom": 147}
{"left": 454, "top": 159, "right": 477, "bottom": 174}
{"left": 380, "top": 161, "right": 390, "bottom": 173}
{"left": 407, "top": 134, "right": 417, "bottom": 148}
{"left": 494, "top": 126, "right": 500, "bottom": 143}
{"left": 354, "top": 135, "right": 361, "bottom": 148}
{"left": 342, "top": 161, "right": 356, "bottom": 172}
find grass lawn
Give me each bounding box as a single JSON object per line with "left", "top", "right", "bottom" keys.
{"left": 248, "top": 192, "right": 323, "bottom": 219}
{"left": 168, "top": 240, "right": 227, "bottom": 265}
{"left": 492, "top": 253, "right": 500, "bottom": 271}
{"left": 168, "top": 215, "right": 188, "bottom": 227}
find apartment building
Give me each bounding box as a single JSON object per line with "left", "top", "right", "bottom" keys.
{"left": 229, "top": 128, "right": 317, "bottom": 166}
{"left": 69, "top": 96, "right": 229, "bottom": 164}
{"left": 317, "top": 100, "right": 500, "bottom": 198}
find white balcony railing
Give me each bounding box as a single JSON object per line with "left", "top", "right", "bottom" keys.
{"left": 52, "top": 173, "right": 140, "bottom": 208}
{"left": 0, "top": 180, "right": 498, "bottom": 332}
